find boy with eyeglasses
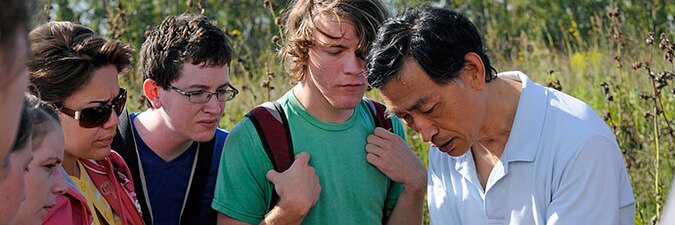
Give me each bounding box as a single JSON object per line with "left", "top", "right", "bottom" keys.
{"left": 111, "top": 14, "right": 236, "bottom": 225}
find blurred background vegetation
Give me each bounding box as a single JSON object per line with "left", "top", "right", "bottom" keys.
{"left": 32, "top": 0, "right": 674, "bottom": 224}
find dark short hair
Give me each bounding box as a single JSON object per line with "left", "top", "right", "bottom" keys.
{"left": 27, "top": 21, "right": 133, "bottom": 105}
{"left": 367, "top": 7, "right": 497, "bottom": 88}
{"left": 138, "top": 14, "right": 232, "bottom": 97}
{"left": 12, "top": 97, "right": 32, "bottom": 152}
{"left": 279, "top": 0, "right": 391, "bottom": 83}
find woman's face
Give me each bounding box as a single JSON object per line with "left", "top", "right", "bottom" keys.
{"left": 11, "top": 124, "right": 67, "bottom": 225}
{"left": 59, "top": 65, "right": 121, "bottom": 160}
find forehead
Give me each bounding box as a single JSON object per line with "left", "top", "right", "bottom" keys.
{"left": 173, "top": 62, "right": 229, "bottom": 86}
{"left": 312, "top": 14, "right": 359, "bottom": 44}
{"left": 379, "top": 58, "right": 437, "bottom": 113}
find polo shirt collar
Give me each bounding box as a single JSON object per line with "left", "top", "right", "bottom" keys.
{"left": 499, "top": 71, "right": 549, "bottom": 163}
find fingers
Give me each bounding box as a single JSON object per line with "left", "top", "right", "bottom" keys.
{"left": 266, "top": 169, "right": 281, "bottom": 184}
{"left": 294, "top": 152, "right": 310, "bottom": 164}
{"left": 365, "top": 143, "right": 383, "bottom": 157}
{"left": 372, "top": 127, "right": 395, "bottom": 138}
{"left": 368, "top": 127, "right": 403, "bottom": 149}
{"left": 365, "top": 151, "right": 384, "bottom": 168}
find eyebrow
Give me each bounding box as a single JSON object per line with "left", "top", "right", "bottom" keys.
{"left": 403, "top": 96, "right": 430, "bottom": 114}
{"left": 187, "top": 83, "right": 230, "bottom": 90}
{"left": 45, "top": 157, "right": 63, "bottom": 164}
{"left": 87, "top": 89, "right": 123, "bottom": 104}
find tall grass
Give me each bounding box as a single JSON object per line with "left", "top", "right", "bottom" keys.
{"left": 35, "top": 0, "right": 674, "bottom": 224}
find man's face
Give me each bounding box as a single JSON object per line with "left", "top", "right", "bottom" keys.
{"left": 0, "top": 30, "right": 28, "bottom": 180}
{"left": 380, "top": 59, "right": 485, "bottom": 157}
{"left": 303, "top": 15, "right": 367, "bottom": 110}
{"left": 157, "top": 62, "right": 230, "bottom": 142}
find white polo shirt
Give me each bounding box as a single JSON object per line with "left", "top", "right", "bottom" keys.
{"left": 427, "top": 71, "right": 635, "bottom": 225}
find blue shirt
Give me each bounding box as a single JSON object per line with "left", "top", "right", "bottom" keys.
{"left": 427, "top": 71, "right": 634, "bottom": 225}
{"left": 131, "top": 112, "right": 226, "bottom": 225}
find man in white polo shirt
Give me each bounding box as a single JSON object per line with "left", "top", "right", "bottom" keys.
{"left": 366, "top": 7, "right": 635, "bottom": 224}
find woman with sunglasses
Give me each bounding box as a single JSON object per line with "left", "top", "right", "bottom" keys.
{"left": 27, "top": 21, "right": 143, "bottom": 225}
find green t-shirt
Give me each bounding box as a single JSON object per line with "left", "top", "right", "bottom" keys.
{"left": 212, "top": 91, "right": 406, "bottom": 225}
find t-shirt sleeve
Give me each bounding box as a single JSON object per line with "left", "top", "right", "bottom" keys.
{"left": 384, "top": 117, "right": 407, "bottom": 210}
{"left": 546, "top": 135, "right": 635, "bottom": 225}
{"left": 212, "top": 118, "right": 275, "bottom": 224}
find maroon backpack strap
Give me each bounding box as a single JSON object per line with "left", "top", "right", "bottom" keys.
{"left": 364, "top": 98, "right": 393, "bottom": 131}
{"left": 364, "top": 98, "right": 397, "bottom": 219}
{"left": 245, "top": 101, "right": 293, "bottom": 211}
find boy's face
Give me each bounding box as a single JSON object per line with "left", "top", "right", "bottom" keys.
{"left": 0, "top": 30, "right": 28, "bottom": 180}
{"left": 157, "top": 62, "right": 230, "bottom": 142}
{"left": 303, "top": 15, "right": 367, "bottom": 110}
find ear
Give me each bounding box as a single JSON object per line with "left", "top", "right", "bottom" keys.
{"left": 143, "top": 79, "right": 161, "bottom": 108}
{"left": 462, "top": 52, "right": 487, "bottom": 90}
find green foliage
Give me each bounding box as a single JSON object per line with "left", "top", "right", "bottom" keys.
{"left": 33, "top": 0, "right": 675, "bottom": 224}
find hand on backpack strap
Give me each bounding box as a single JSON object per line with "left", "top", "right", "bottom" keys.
{"left": 266, "top": 152, "right": 322, "bottom": 217}
{"left": 365, "top": 127, "right": 427, "bottom": 192}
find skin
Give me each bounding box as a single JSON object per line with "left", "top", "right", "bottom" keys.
{"left": 0, "top": 29, "right": 29, "bottom": 180}
{"left": 0, "top": 139, "right": 33, "bottom": 225}
{"left": 379, "top": 54, "right": 522, "bottom": 189}
{"left": 293, "top": 15, "right": 368, "bottom": 123}
{"left": 219, "top": 14, "right": 426, "bottom": 225}
{"left": 10, "top": 123, "right": 68, "bottom": 225}
{"left": 60, "top": 64, "right": 122, "bottom": 178}
{"left": 135, "top": 62, "right": 230, "bottom": 162}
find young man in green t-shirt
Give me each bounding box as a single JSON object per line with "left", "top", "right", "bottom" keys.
{"left": 212, "top": 0, "right": 427, "bottom": 224}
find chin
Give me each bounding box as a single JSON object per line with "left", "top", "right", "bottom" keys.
{"left": 90, "top": 148, "right": 112, "bottom": 160}
{"left": 192, "top": 132, "right": 217, "bottom": 142}
{"left": 329, "top": 97, "right": 363, "bottom": 110}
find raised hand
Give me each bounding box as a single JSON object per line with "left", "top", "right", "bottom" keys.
{"left": 365, "top": 127, "right": 426, "bottom": 190}
{"left": 266, "top": 152, "right": 322, "bottom": 218}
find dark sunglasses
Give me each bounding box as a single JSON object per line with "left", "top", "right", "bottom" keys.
{"left": 59, "top": 88, "right": 127, "bottom": 128}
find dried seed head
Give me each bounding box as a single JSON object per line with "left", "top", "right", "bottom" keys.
{"left": 646, "top": 32, "right": 654, "bottom": 45}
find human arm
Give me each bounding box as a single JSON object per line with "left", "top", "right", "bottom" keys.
{"left": 365, "top": 127, "right": 427, "bottom": 225}
{"left": 546, "top": 135, "right": 634, "bottom": 225}
{"left": 217, "top": 153, "right": 321, "bottom": 225}
{"left": 213, "top": 119, "right": 321, "bottom": 225}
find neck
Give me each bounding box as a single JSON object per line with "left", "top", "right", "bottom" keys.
{"left": 135, "top": 110, "right": 194, "bottom": 161}
{"left": 476, "top": 77, "right": 522, "bottom": 158}
{"left": 63, "top": 152, "right": 80, "bottom": 177}
{"left": 293, "top": 83, "right": 355, "bottom": 123}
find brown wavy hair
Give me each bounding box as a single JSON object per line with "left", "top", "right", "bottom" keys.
{"left": 279, "top": 0, "right": 390, "bottom": 83}
{"left": 27, "top": 21, "right": 133, "bottom": 105}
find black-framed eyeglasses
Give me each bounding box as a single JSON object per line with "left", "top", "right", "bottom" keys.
{"left": 59, "top": 88, "right": 127, "bottom": 128}
{"left": 166, "top": 83, "right": 239, "bottom": 103}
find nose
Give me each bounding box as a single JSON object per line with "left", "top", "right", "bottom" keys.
{"left": 344, "top": 51, "right": 366, "bottom": 76}
{"left": 412, "top": 115, "right": 438, "bottom": 143}
{"left": 52, "top": 167, "right": 68, "bottom": 195}
{"left": 102, "top": 108, "right": 121, "bottom": 129}
{"left": 203, "top": 94, "right": 224, "bottom": 114}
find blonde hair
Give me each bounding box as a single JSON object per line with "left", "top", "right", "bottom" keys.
{"left": 279, "top": 0, "right": 390, "bottom": 82}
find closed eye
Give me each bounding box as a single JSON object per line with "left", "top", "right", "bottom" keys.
{"left": 423, "top": 106, "right": 435, "bottom": 115}
{"left": 44, "top": 164, "right": 56, "bottom": 172}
